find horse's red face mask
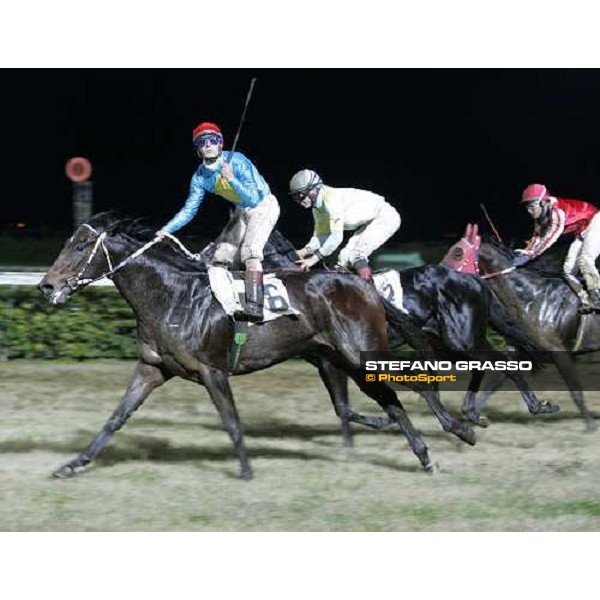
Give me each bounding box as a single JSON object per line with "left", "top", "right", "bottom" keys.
{"left": 38, "top": 224, "right": 111, "bottom": 305}
{"left": 441, "top": 223, "right": 481, "bottom": 275}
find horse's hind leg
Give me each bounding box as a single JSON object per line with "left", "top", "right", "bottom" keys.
{"left": 311, "top": 357, "right": 353, "bottom": 447}
{"left": 461, "top": 371, "right": 489, "bottom": 427}
{"left": 198, "top": 364, "right": 252, "bottom": 480}
{"left": 53, "top": 362, "right": 168, "bottom": 479}
{"left": 407, "top": 378, "right": 477, "bottom": 445}
{"left": 473, "top": 372, "right": 507, "bottom": 417}
{"left": 349, "top": 372, "right": 433, "bottom": 471}
{"left": 505, "top": 369, "right": 560, "bottom": 416}
{"left": 310, "top": 357, "right": 392, "bottom": 447}
{"left": 552, "top": 352, "right": 596, "bottom": 432}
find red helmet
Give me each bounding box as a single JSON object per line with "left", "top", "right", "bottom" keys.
{"left": 192, "top": 122, "right": 223, "bottom": 142}
{"left": 521, "top": 183, "right": 550, "bottom": 203}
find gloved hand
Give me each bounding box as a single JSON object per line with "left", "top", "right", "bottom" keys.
{"left": 296, "top": 253, "right": 321, "bottom": 271}
{"left": 511, "top": 253, "right": 531, "bottom": 268}
{"left": 220, "top": 162, "right": 234, "bottom": 181}
{"left": 296, "top": 247, "right": 312, "bottom": 259}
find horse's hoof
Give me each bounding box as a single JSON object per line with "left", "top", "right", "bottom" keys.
{"left": 240, "top": 468, "right": 253, "bottom": 481}
{"left": 53, "top": 464, "right": 77, "bottom": 479}
{"left": 462, "top": 413, "right": 489, "bottom": 428}
{"left": 537, "top": 401, "right": 560, "bottom": 415}
{"left": 459, "top": 425, "right": 477, "bottom": 446}
{"left": 585, "top": 420, "right": 598, "bottom": 434}
{"left": 424, "top": 461, "right": 440, "bottom": 474}
{"left": 476, "top": 416, "right": 490, "bottom": 428}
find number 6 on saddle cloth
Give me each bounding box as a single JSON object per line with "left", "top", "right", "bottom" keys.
{"left": 208, "top": 266, "right": 300, "bottom": 323}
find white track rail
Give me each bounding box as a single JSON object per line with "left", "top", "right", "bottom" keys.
{"left": 0, "top": 272, "right": 114, "bottom": 287}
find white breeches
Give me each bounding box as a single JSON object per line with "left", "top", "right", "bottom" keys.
{"left": 563, "top": 212, "right": 600, "bottom": 291}
{"left": 212, "top": 194, "right": 280, "bottom": 270}
{"left": 337, "top": 201, "right": 401, "bottom": 268}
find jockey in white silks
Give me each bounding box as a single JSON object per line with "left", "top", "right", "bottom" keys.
{"left": 288, "top": 169, "right": 401, "bottom": 280}
{"left": 157, "top": 122, "right": 280, "bottom": 322}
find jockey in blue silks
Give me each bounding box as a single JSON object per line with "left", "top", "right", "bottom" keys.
{"left": 158, "top": 122, "right": 280, "bottom": 321}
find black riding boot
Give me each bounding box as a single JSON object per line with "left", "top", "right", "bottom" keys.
{"left": 243, "top": 270, "right": 264, "bottom": 322}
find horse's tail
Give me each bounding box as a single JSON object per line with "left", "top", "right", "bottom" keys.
{"left": 382, "top": 298, "right": 433, "bottom": 352}
{"left": 486, "top": 286, "right": 546, "bottom": 370}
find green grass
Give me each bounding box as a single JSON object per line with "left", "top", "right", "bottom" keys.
{"left": 1, "top": 360, "right": 599, "bottom": 531}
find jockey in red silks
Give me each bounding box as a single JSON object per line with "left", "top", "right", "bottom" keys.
{"left": 514, "top": 183, "right": 600, "bottom": 311}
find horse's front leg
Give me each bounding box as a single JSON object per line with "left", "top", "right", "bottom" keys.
{"left": 198, "top": 364, "right": 252, "bottom": 480}
{"left": 461, "top": 370, "right": 489, "bottom": 427}
{"left": 53, "top": 361, "right": 168, "bottom": 478}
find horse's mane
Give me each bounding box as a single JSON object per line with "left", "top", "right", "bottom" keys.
{"left": 262, "top": 229, "right": 299, "bottom": 267}
{"left": 482, "top": 235, "right": 569, "bottom": 280}
{"left": 86, "top": 212, "right": 299, "bottom": 273}
{"left": 88, "top": 212, "right": 155, "bottom": 240}
{"left": 87, "top": 212, "right": 209, "bottom": 274}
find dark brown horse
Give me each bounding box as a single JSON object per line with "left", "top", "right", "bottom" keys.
{"left": 472, "top": 239, "right": 599, "bottom": 431}
{"left": 39, "top": 214, "right": 452, "bottom": 479}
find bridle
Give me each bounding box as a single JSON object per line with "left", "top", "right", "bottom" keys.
{"left": 66, "top": 224, "right": 201, "bottom": 291}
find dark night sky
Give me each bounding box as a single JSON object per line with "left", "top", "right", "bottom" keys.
{"left": 4, "top": 69, "right": 600, "bottom": 246}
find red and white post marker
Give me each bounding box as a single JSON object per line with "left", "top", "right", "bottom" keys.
{"left": 65, "top": 157, "right": 93, "bottom": 229}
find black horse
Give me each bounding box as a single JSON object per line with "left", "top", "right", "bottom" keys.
{"left": 472, "top": 239, "right": 599, "bottom": 431}
{"left": 175, "top": 220, "right": 483, "bottom": 447}
{"left": 39, "top": 214, "right": 454, "bottom": 479}
{"left": 258, "top": 228, "right": 557, "bottom": 428}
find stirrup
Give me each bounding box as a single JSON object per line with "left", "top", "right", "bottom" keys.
{"left": 579, "top": 290, "right": 600, "bottom": 314}
{"left": 234, "top": 303, "right": 263, "bottom": 323}
{"left": 579, "top": 302, "right": 600, "bottom": 315}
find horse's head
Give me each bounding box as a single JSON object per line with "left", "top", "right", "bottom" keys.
{"left": 38, "top": 214, "right": 120, "bottom": 305}
{"left": 441, "top": 223, "right": 481, "bottom": 274}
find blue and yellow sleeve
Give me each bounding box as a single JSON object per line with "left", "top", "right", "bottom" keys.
{"left": 227, "top": 153, "right": 262, "bottom": 208}
{"left": 162, "top": 174, "right": 206, "bottom": 234}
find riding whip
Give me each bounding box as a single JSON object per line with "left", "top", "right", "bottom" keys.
{"left": 227, "top": 78, "right": 257, "bottom": 163}
{"left": 480, "top": 203, "right": 504, "bottom": 244}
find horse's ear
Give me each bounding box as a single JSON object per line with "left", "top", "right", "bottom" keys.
{"left": 472, "top": 224, "right": 481, "bottom": 251}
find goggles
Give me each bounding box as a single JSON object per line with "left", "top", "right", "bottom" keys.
{"left": 290, "top": 185, "right": 320, "bottom": 204}
{"left": 195, "top": 133, "right": 222, "bottom": 148}
{"left": 525, "top": 199, "right": 543, "bottom": 209}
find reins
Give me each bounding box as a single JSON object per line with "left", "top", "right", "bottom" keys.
{"left": 68, "top": 224, "right": 202, "bottom": 291}
{"left": 480, "top": 266, "right": 517, "bottom": 280}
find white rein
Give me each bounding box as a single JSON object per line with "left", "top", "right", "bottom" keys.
{"left": 68, "top": 224, "right": 201, "bottom": 290}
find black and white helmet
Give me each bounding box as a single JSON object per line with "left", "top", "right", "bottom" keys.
{"left": 289, "top": 169, "right": 323, "bottom": 200}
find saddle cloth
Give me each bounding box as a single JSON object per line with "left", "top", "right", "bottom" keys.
{"left": 208, "top": 266, "right": 300, "bottom": 323}
{"left": 373, "top": 269, "right": 408, "bottom": 314}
